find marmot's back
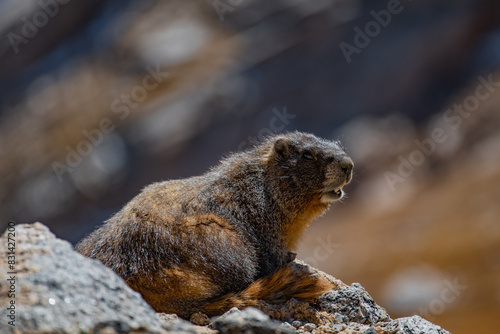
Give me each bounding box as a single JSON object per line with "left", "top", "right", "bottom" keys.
{"left": 76, "top": 131, "right": 353, "bottom": 318}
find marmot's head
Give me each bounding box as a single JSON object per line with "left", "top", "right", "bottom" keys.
{"left": 266, "top": 132, "right": 353, "bottom": 204}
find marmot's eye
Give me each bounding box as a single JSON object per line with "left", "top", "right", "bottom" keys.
{"left": 303, "top": 152, "right": 315, "bottom": 160}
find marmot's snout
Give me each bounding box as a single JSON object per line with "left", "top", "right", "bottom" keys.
{"left": 339, "top": 156, "right": 354, "bottom": 184}
{"left": 321, "top": 154, "right": 354, "bottom": 203}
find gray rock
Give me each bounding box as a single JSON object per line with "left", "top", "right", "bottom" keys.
{"left": 280, "top": 322, "right": 296, "bottom": 332}
{"left": 318, "top": 283, "right": 391, "bottom": 325}
{"left": 211, "top": 307, "right": 294, "bottom": 334}
{"left": 157, "top": 314, "right": 200, "bottom": 334}
{"left": 0, "top": 223, "right": 193, "bottom": 334}
{"left": 161, "top": 318, "right": 198, "bottom": 334}
{"left": 331, "top": 324, "right": 345, "bottom": 331}
{"left": 302, "top": 323, "right": 316, "bottom": 331}
{"left": 395, "top": 315, "right": 451, "bottom": 334}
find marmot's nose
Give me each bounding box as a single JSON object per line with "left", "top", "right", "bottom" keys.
{"left": 339, "top": 157, "right": 354, "bottom": 183}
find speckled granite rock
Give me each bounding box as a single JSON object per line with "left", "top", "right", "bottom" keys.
{"left": 395, "top": 315, "right": 450, "bottom": 334}
{"left": 0, "top": 223, "right": 177, "bottom": 334}
{"left": 210, "top": 307, "right": 294, "bottom": 334}
{"left": 318, "top": 283, "right": 391, "bottom": 325}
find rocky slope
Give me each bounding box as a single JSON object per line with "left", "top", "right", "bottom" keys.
{"left": 0, "top": 223, "right": 450, "bottom": 334}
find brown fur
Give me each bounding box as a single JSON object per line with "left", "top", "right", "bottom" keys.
{"left": 203, "top": 262, "right": 334, "bottom": 316}
{"left": 76, "top": 132, "right": 353, "bottom": 319}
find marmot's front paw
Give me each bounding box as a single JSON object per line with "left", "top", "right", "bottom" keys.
{"left": 287, "top": 252, "right": 297, "bottom": 262}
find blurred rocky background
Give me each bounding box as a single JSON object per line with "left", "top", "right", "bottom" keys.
{"left": 0, "top": 0, "right": 499, "bottom": 333}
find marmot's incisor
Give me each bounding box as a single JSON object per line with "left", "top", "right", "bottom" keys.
{"left": 76, "top": 132, "right": 354, "bottom": 318}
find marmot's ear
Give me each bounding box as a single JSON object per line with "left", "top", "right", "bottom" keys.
{"left": 273, "top": 137, "right": 291, "bottom": 157}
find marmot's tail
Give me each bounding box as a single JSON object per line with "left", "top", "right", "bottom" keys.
{"left": 203, "top": 262, "right": 333, "bottom": 316}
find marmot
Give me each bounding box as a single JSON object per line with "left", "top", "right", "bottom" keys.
{"left": 76, "top": 132, "right": 354, "bottom": 318}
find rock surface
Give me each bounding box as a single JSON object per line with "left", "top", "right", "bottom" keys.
{"left": 0, "top": 223, "right": 174, "bottom": 334}
{"left": 395, "top": 315, "right": 450, "bottom": 334}
{"left": 0, "top": 223, "right": 451, "bottom": 334}
{"left": 210, "top": 307, "right": 293, "bottom": 334}
{"left": 318, "top": 283, "right": 391, "bottom": 325}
